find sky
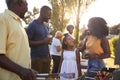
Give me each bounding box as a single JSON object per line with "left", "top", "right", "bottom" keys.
{"left": 0, "top": 0, "right": 120, "bottom": 27}
{"left": 81, "top": 0, "right": 120, "bottom": 26}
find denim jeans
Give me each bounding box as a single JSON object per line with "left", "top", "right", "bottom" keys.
{"left": 84, "top": 58, "right": 105, "bottom": 80}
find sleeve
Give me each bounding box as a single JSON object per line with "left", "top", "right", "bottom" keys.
{"left": 0, "top": 15, "right": 7, "bottom": 54}
{"left": 53, "top": 39, "right": 61, "bottom": 46}
{"left": 26, "top": 22, "right": 35, "bottom": 40}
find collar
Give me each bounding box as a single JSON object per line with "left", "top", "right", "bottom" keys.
{"left": 5, "top": 9, "right": 22, "bottom": 22}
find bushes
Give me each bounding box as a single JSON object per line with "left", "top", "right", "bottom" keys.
{"left": 109, "top": 35, "right": 119, "bottom": 58}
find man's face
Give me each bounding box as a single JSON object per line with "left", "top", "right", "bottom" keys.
{"left": 19, "top": 0, "right": 28, "bottom": 18}
{"left": 43, "top": 10, "right": 51, "bottom": 23}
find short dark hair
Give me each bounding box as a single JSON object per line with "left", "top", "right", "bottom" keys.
{"left": 66, "top": 24, "right": 74, "bottom": 30}
{"left": 87, "top": 17, "right": 109, "bottom": 38}
{"left": 40, "top": 6, "right": 51, "bottom": 14}
{"left": 6, "top": 0, "right": 18, "bottom": 7}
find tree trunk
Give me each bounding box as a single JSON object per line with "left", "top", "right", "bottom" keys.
{"left": 75, "top": 0, "right": 81, "bottom": 47}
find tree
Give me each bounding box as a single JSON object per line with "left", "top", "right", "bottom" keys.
{"left": 50, "top": 0, "right": 70, "bottom": 35}
{"left": 49, "top": 0, "right": 96, "bottom": 46}
{"left": 23, "top": 7, "right": 39, "bottom": 25}
{"left": 75, "top": 0, "right": 96, "bottom": 46}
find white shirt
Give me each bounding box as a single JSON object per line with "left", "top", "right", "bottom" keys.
{"left": 50, "top": 37, "right": 62, "bottom": 56}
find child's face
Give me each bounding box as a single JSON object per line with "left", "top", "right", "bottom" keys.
{"left": 68, "top": 27, "right": 74, "bottom": 34}
{"left": 65, "top": 35, "right": 75, "bottom": 47}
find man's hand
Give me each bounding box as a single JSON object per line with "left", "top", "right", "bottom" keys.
{"left": 0, "top": 54, "right": 38, "bottom": 80}
{"left": 19, "top": 68, "right": 37, "bottom": 80}
{"left": 43, "top": 37, "right": 52, "bottom": 44}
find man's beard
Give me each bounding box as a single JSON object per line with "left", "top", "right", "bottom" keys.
{"left": 43, "top": 18, "right": 49, "bottom": 23}
{"left": 20, "top": 14, "right": 25, "bottom": 19}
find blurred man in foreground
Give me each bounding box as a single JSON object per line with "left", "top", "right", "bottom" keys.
{"left": 0, "top": 0, "right": 36, "bottom": 80}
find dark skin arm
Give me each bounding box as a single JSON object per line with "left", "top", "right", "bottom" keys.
{"left": 76, "top": 48, "right": 82, "bottom": 77}
{"left": 0, "top": 54, "right": 36, "bottom": 80}
{"left": 97, "top": 38, "right": 111, "bottom": 59}
{"left": 28, "top": 35, "right": 52, "bottom": 47}
{"left": 28, "top": 36, "right": 52, "bottom": 59}
{"left": 56, "top": 46, "right": 61, "bottom": 52}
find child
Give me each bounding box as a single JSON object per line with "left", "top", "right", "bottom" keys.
{"left": 59, "top": 34, "right": 81, "bottom": 80}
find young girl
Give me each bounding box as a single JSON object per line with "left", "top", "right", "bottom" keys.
{"left": 59, "top": 34, "right": 81, "bottom": 80}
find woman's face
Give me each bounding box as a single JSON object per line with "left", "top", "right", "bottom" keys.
{"left": 65, "top": 35, "right": 75, "bottom": 47}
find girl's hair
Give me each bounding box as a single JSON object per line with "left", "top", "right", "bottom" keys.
{"left": 87, "top": 17, "right": 109, "bottom": 38}
{"left": 62, "top": 34, "right": 69, "bottom": 50}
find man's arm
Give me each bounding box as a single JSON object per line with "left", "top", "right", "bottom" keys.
{"left": 0, "top": 54, "right": 36, "bottom": 80}
{"left": 28, "top": 36, "right": 52, "bottom": 47}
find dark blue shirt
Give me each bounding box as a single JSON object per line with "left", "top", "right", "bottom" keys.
{"left": 27, "top": 20, "right": 49, "bottom": 58}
